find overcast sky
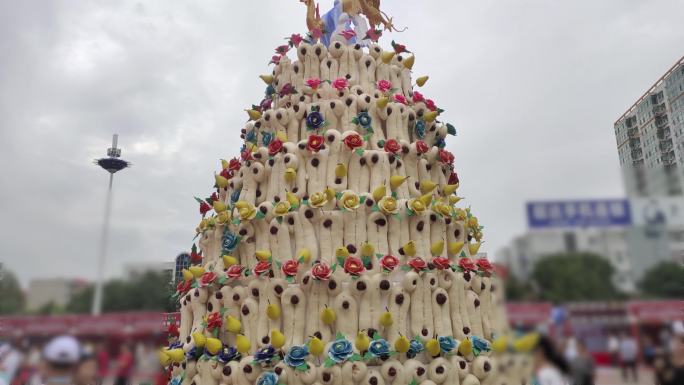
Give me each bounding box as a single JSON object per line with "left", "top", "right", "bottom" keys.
{"left": 1, "top": 0, "right": 683, "bottom": 286}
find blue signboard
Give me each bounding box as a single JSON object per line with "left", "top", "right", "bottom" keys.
{"left": 526, "top": 199, "right": 632, "bottom": 228}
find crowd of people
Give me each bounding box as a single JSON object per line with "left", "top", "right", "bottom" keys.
{"left": 2, "top": 321, "right": 683, "bottom": 385}
{"left": 531, "top": 321, "right": 684, "bottom": 385}
{"left": 0, "top": 337, "right": 165, "bottom": 385}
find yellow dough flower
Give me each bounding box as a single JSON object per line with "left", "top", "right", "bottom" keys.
{"left": 407, "top": 198, "right": 427, "bottom": 216}
{"left": 309, "top": 192, "right": 328, "bottom": 208}
{"left": 433, "top": 202, "right": 452, "bottom": 218}
{"left": 378, "top": 196, "right": 398, "bottom": 215}
{"left": 238, "top": 205, "right": 257, "bottom": 221}
{"left": 340, "top": 191, "right": 360, "bottom": 211}
{"left": 273, "top": 201, "right": 291, "bottom": 217}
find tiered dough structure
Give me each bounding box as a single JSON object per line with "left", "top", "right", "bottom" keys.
{"left": 160, "top": 8, "right": 535, "bottom": 385}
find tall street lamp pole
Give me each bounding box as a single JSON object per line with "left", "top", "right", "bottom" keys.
{"left": 92, "top": 134, "right": 130, "bottom": 315}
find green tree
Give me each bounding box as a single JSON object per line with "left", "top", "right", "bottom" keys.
{"left": 65, "top": 270, "right": 176, "bottom": 314}
{"left": 639, "top": 262, "right": 684, "bottom": 298}
{"left": 531, "top": 253, "right": 621, "bottom": 303}
{"left": 505, "top": 274, "right": 537, "bottom": 301}
{"left": 0, "top": 270, "right": 25, "bottom": 314}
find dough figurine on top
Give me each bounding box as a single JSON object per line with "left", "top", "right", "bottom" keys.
{"left": 158, "top": 2, "right": 536, "bottom": 384}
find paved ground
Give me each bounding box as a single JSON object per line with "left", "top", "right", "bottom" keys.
{"left": 595, "top": 366, "right": 654, "bottom": 385}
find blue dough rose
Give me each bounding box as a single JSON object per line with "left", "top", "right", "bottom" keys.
{"left": 438, "top": 336, "right": 456, "bottom": 353}
{"left": 327, "top": 339, "right": 354, "bottom": 363}
{"left": 254, "top": 345, "right": 277, "bottom": 364}
{"left": 256, "top": 372, "right": 278, "bottom": 385}
{"left": 368, "top": 339, "right": 390, "bottom": 358}
{"left": 306, "top": 111, "right": 325, "bottom": 130}
{"left": 284, "top": 345, "right": 309, "bottom": 368}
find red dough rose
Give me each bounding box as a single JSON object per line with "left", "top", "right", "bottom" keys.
{"left": 432, "top": 257, "right": 451, "bottom": 270}
{"left": 268, "top": 139, "right": 283, "bottom": 156}
{"left": 332, "top": 78, "right": 349, "bottom": 91}
{"left": 343, "top": 133, "right": 364, "bottom": 150}
{"left": 226, "top": 265, "right": 244, "bottom": 279}
{"left": 307, "top": 134, "right": 324, "bottom": 152}
{"left": 311, "top": 262, "right": 332, "bottom": 281}
{"left": 476, "top": 258, "right": 493, "bottom": 273}
{"left": 384, "top": 139, "right": 401, "bottom": 154}
{"left": 439, "top": 149, "right": 454, "bottom": 165}
{"left": 281, "top": 260, "right": 299, "bottom": 277}
{"left": 394, "top": 94, "right": 407, "bottom": 105}
{"left": 253, "top": 261, "right": 271, "bottom": 276}
{"left": 377, "top": 80, "right": 392, "bottom": 93}
{"left": 176, "top": 280, "right": 191, "bottom": 294}
{"left": 380, "top": 255, "right": 399, "bottom": 272}
{"left": 408, "top": 257, "right": 428, "bottom": 272}
{"left": 425, "top": 99, "right": 437, "bottom": 111}
{"left": 206, "top": 312, "right": 222, "bottom": 330}
{"left": 412, "top": 91, "right": 425, "bottom": 103}
{"left": 415, "top": 140, "right": 429, "bottom": 155}
{"left": 228, "top": 158, "right": 241, "bottom": 172}
{"left": 344, "top": 257, "right": 365, "bottom": 276}
{"left": 200, "top": 272, "right": 217, "bottom": 286}
{"left": 458, "top": 258, "right": 476, "bottom": 272}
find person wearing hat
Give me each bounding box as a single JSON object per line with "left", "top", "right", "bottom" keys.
{"left": 29, "top": 335, "right": 81, "bottom": 385}
{"left": 654, "top": 321, "right": 684, "bottom": 385}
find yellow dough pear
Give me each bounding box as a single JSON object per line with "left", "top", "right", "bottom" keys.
{"left": 379, "top": 310, "right": 393, "bottom": 328}
{"left": 223, "top": 255, "right": 238, "bottom": 267}
{"left": 259, "top": 74, "right": 274, "bottom": 84}
{"left": 402, "top": 241, "right": 417, "bottom": 257}
{"left": 423, "top": 110, "right": 438, "bottom": 122}
{"left": 206, "top": 338, "right": 222, "bottom": 355}
{"left": 284, "top": 167, "right": 297, "bottom": 182}
{"left": 325, "top": 186, "right": 336, "bottom": 202}
{"left": 426, "top": 338, "right": 440, "bottom": 356}
{"left": 181, "top": 269, "right": 193, "bottom": 282}
{"left": 335, "top": 163, "right": 347, "bottom": 178}
{"left": 220, "top": 159, "right": 229, "bottom": 170}
{"left": 271, "top": 329, "right": 286, "bottom": 349}
{"left": 213, "top": 200, "right": 227, "bottom": 213}
{"left": 390, "top": 175, "right": 408, "bottom": 190}
{"left": 419, "top": 180, "right": 437, "bottom": 194}
{"left": 267, "top": 303, "right": 281, "bottom": 320}
{"left": 448, "top": 241, "right": 465, "bottom": 255}
{"left": 236, "top": 334, "right": 251, "bottom": 354}
{"left": 286, "top": 191, "right": 300, "bottom": 207}
{"left": 468, "top": 242, "right": 481, "bottom": 256}
{"left": 192, "top": 331, "right": 206, "bottom": 348}
{"left": 381, "top": 51, "right": 395, "bottom": 64}
{"left": 298, "top": 248, "right": 311, "bottom": 263}
{"left": 372, "top": 185, "right": 387, "bottom": 202}
{"left": 321, "top": 306, "right": 336, "bottom": 325}
{"left": 376, "top": 96, "right": 389, "bottom": 109}
{"left": 492, "top": 336, "right": 509, "bottom": 353}
{"left": 394, "top": 335, "right": 410, "bottom": 353}
{"left": 335, "top": 246, "right": 349, "bottom": 259}
{"left": 430, "top": 240, "right": 445, "bottom": 256}
{"left": 188, "top": 266, "right": 205, "bottom": 278}
{"left": 459, "top": 337, "right": 473, "bottom": 356}
{"left": 158, "top": 350, "right": 171, "bottom": 366}
{"left": 256, "top": 250, "right": 271, "bottom": 262}
{"left": 225, "top": 315, "right": 242, "bottom": 333}
{"left": 403, "top": 55, "right": 415, "bottom": 70}
{"left": 166, "top": 348, "right": 185, "bottom": 364}
{"left": 309, "top": 336, "right": 324, "bottom": 356}
{"left": 415, "top": 75, "right": 429, "bottom": 87}
{"left": 355, "top": 331, "right": 370, "bottom": 352}
{"left": 246, "top": 109, "right": 262, "bottom": 121}
{"left": 442, "top": 183, "right": 459, "bottom": 196}
{"left": 360, "top": 242, "right": 374, "bottom": 257}
{"left": 215, "top": 174, "right": 230, "bottom": 189}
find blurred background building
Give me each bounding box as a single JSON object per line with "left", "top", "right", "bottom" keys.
{"left": 25, "top": 278, "right": 90, "bottom": 313}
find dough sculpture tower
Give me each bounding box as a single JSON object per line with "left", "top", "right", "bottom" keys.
{"left": 160, "top": 2, "right": 536, "bottom": 385}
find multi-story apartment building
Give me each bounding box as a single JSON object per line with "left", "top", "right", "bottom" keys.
{"left": 614, "top": 56, "right": 684, "bottom": 197}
